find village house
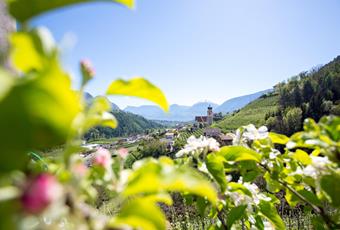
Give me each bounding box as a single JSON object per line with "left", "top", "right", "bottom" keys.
{"left": 203, "top": 128, "right": 234, "bottom": 147}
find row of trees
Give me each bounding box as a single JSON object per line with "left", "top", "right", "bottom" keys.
{"left": 266, "top": 56, "right": 340, "bottom": 135}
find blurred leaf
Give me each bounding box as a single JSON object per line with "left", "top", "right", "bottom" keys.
{"left": 206, "top": 153, "right": 227, "bottom": 192}
{"left": 0, "top": 46, "right": 81, "bottom": 172}
{"left": 0, "top": 69, "right": 14, "bottom": 101}
{"left": 78, "top": 96, "right": 117, "bottom": 134}
{"left": 320, "top": 173, "right": 340, "bottom": 207}
{"left": 107, "top": 78, "right": 169, "bottom": 111}
{"left": 8, "top": 0, "right": 135, "bottom": 23}
{"left": 123, "top": 157, "right": 217, "bottom": 204}
{"left": 217, "top": 146, "right": 261, "bottom": 162}
{"left": 293, "top": 149, "right": 312, "bottom": 165}
{"left": 10, "top": 32, "right": 43, "bottom": 72}
{"left": 0, "top": 187, "right": 20, "bottom": 201}
{"left": 311, "top": 216, "right": 328, "bottom": 230}
{"left": 227, "top": 205, "right": 246, "bottom": 229}
{"left": 9, "top": 28, "right": 56, "bottom": 73}
{"left": 269, "top": 132, "right": 289, "bottom": 145}
{"left": 144, "top": 193, "right": 173, "bottom": 206}
{"left": 259, "top": 200, "right": 285, "bottom": 229}
{"left": 110, "top": 197, "right": 166, "bottom": 230}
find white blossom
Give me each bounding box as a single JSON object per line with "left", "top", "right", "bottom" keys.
{"left": 198, "top": 163, "right": 209, "bottom": 174}
{"left": 269, "top": 150, "right": 280, "bottom": 159}
{"left": 226, "top": 182, "right": 271, "bottom": 208}
{"left": 263, "top": 220, "right": 275, "bottom": 230}
{"left": 302, "top": 156, "right": 331, "bottom": 179}
{"left": 233, "top": 124, "right": 269, "bottom": 145}
{"left": 175, "top": 135, "right": 220, "bottom": 158}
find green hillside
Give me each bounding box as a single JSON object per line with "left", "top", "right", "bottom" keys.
{"left": 213, "top": 94, "right": 279, "bottom": 132}
{"left": 84, "top": 110, "right": 163, "bottom": 140}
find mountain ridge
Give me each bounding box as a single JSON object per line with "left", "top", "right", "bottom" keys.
{"left": 124, "top": 90, "right": 271, "bottom": 121}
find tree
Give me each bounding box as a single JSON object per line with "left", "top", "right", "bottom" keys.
{"left": 302, "top": 80, "right": 314, "bottom": 102}
{"left": 285, "top": 107, "right": 303, "bottom": 135}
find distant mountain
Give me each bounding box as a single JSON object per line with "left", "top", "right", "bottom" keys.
{"left": 123, "top": 90, "right": 271, "bottom": 121}
{"left": 215, "top": 89, "right": 272, "bottom": 114}
{"left": 124, "top": 101, "right": 218, "bottom": 121}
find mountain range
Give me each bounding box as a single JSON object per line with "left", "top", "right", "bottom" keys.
{"left": 124, "top": 89, "right": 271, "bottom": 121}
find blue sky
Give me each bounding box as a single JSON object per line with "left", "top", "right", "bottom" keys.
{"left": 33, "top": 0, "right": 340, "bottom": 109}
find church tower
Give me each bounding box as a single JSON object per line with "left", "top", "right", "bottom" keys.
{"left": 207, "top": 105, "right": 213, "bottom": 125}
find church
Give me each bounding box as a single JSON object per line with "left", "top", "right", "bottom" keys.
{"left": 195, "top": 105, "right": 214, "bottom": 126}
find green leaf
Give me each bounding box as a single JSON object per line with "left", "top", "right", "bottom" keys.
{"left": 269, "top": 132, "right": 289, "bottom": 145}
{"left": 107, "top": 78, "right": 169, "bottom": 111}
{"left": 292, "top": 149, "right": 312, "bottom": 165}
{"left": 196, "top": 196, "right": 208, "bottom": 216}
{"left": 123, "top": 157, "right": 217, "bottom": 205}
{"left": 217, "top": 146, "right": 261, "bottom": 162}
{"left": 320, "top": 173, "right": 340, "bottom": 207}
{"left": 206, "top": 153, "right": 227, "bottom": 192}
{"left": 110, "top": 198, "right": 166, "bottom": 230}
{"left": 255, "top": 216, "right": 264, "bottom": 230}
{"left": 0, "top": 41, "right": 81, "bottom": 172}
{"left": 284, "top": 188, "right": 300, "bottom": 207}
{"left": 8, "top": 0, "right": 134, "bottom": 23}
{"left": 79, "top": 96, "right": 117, "bottom": 134}
{"left": 0, "top": 69, "right": 14, "bottom": 101}
{"left": 298, "top": 189, "right": 322, "bottom": 207}
{"left": 228, "top": 182, "right": 252, "bottom": 197}
{"left": 264, "top": 172, "right": 281, "bottom": 193}
{"left": 9, "top": 28, "right": 57, "bottom": 74}
{"left": 9, "top": 32, "right": 44, "bottom": 72}
{"left": 259, "top": 200, "right": 285, "bottom": 229}
{"left": 227, "top": 205, "right": 247, "bottom": 229}
{"left": 311, "top": 216, "right": 328, "bottom": 230}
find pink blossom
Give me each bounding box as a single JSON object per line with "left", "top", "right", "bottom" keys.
{"left": 72, "top": 162, "right": 88, "bottom": 177}
{"left": 80, "top": 59, "right": 96, "bottom": 77}
{"left": 21, "top": 174, "right": 62, "bottom": 214}
{"left": 93, "top": 147, "right": 112, "bottom": 168}
{"left": 117, "top": 148, "right": 129, "bottom": 159}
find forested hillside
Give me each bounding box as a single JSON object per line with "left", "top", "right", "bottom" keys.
{"left": 266, "top": 56, "right": 340, "bottom": 135}
{"left": 215, "top": 56, "right": 340, "bottom": 135}
{"left": 84, "top": 110, "right": 162, "bottom": 140}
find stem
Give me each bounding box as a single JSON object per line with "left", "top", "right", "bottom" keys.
{"left": 217, "top": 210, "right": 228, "bottom": 230}
{"left": 259, "top": 163, "right": 335, "bottom": 229}
{"left": 278, "top": 180, "right": 334, "bottom": 229}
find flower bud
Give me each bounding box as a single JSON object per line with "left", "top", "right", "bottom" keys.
{"left": 21, "top": 174, "right": 62, "bottom": 214}
{"left": 80, "top": 59, "right": 95, "bottom": 86}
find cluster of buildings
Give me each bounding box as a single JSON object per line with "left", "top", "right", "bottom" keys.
{"left": 161, "top": 106, "right": 234, "bottom": 151}
{"left": 196, "top": 106, "right": 234, "bottom": 146}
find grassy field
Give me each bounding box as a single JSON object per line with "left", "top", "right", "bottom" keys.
{"left": 87, "top": 137, "right": 124, "bottom": 144}
{"left": 213, "top": 94, "right": 279, "bottom": 132}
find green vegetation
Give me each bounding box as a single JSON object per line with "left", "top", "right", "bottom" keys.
{"left": 1, "top": 1, "right": 340, "bottom": 229}
{"left": 214, "top": 94, "right": 279, "bottom": 132}
{"left": 84, "top": 110, "right": 162, "bottom": 140}
{"left": 265, "top": 56, "right": 340, "bottom": 135}
{"left": 174, "top": 128, "right": 204, "bottom": 150}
